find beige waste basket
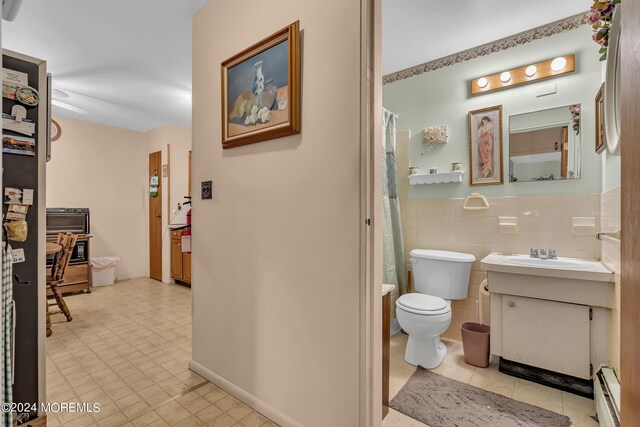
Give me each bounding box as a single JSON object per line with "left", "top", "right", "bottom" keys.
{"left": 461, "top": 322, "right": 490, "bottom": 368}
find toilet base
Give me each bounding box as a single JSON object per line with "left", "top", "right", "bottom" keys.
{"left": 404, "top": 334, "right": 448, "bottom": 369}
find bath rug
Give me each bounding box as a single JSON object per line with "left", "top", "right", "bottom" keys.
{"left": 390, "top": 368, "right": 571, "bottom": 427}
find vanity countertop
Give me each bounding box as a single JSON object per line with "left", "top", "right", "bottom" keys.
{"left": 481, "top": 252, "right": 613, "bottom": 282}
{"left": 382, "top": 284, "right": 395, "bottom": 296}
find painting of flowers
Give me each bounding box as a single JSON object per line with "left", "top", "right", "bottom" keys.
{"left": 221, "top": 21, "right": 300, "bottom": 148}
{"left": 468, "top": 105, "right": 503, "bottom": 186}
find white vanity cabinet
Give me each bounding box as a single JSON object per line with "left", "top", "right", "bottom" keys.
{"left": 482, "top": 253, "right": 614, "bottom": 382}
{"left": 498, "top": 295, "right": 591, "bottom": 378}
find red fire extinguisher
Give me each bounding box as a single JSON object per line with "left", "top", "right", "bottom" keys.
{"left": 180, "top": 207, "right": 191, "bottom": 253}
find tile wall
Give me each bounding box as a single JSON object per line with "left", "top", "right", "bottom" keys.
{"left": 600, "top": 186, "right": 621, "bottom": 376}
{"left": 396, "top": 130, "right": 602, "bottom": 340}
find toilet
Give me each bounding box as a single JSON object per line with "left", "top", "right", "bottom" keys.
{"left": 396, "top": 249, "right": 476, "bottom": 368}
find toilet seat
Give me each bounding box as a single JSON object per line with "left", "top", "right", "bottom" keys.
{"left": 396, "top": 293, "right": 451, "bottom": 316}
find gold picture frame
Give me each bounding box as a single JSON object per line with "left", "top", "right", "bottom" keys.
{"left": 595, "top": 83, "right": 607, "bottom": 153}
{"left": 468, "top": 105, "right": 504, "bottom": 186}
{"left": 221, "top": 21, "right": 301, "bottom": 149}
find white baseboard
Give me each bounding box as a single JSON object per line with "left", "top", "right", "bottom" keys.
{"left": 189, "top": 360, "right": 304, "bottom": 427}
{"left": 114, "top": 274, "right": 147, "bottom": 281}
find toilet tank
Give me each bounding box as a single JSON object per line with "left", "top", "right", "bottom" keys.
{"left": 410, "top": 249, "right": 476, "bottom": 300}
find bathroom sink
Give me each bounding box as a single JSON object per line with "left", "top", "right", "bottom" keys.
{"left": 481, "top": 253, "right": 613, "bottom": 282}
{"left": 499, "top": 255, "right": 593, "bottom": 269}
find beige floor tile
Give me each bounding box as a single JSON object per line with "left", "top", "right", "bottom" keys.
{"left": 174, "top": 415, "right": 205, "bottom": 427}
{"left": 195, "top": 404, "right": 224, "bottom": 423}
{"left": 512, "top": 378, "right": 563, "bottom": 414}
{"left": 62, "top": 413, "right": 95, "bottom": 427}
{"left": 227, "top": 402, "right": 253, "bottom": 421}
{"left": 46, "top": 279, "right": 275, "bottom": 427}
{"left": 386, "top": 332, "right": 597, "bottom": 426}
{"left": 162, "top": 405, "right": 192, "bottom": 425}
{"left": 238, "top": 411, "right": 269, "bottom": 427}
{"left": 130, "top": 410, "right": 160, "bottom": 427}
{"left": 214, "top": 395, "right": 241, "bottom": 412}
{"left": 203, "top": 388, "right": 229, "bottom": 403}
{"left": 206, "top": 413, "right": 237, "bottom": 427}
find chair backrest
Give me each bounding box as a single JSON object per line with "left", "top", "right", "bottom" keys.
{"left": 50, "top": 232, "right": 78, "bottom": 282}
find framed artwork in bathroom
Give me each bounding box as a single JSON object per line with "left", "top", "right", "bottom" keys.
{"left": 595, "top": 83, "right": 607, "bottom": 153}
{"left": 468, "top": 105, "right": 504, "bottom": 186}
{"left": 221, "top": 21, "right": 301, "bottom": 149}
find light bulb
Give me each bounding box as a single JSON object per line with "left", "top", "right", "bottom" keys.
{"left": 477, "top": 77, "right": 488, "bottom": 88}
{"left": 500, "top": 72, "right": 511, "bottom": 83}
{"left": 551, "top": 57, "right": 567, "bottom": 71}
{"left": 525, "top": 65, "right": 537, "bottom": 77}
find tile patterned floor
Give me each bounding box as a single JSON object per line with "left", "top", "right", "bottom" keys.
{"left": 383, "top": 333, "right": 599, "bottom": 427}
{"left": 46, "top": 278, "right": 278, "bottom": 427}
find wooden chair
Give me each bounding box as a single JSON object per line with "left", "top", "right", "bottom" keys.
{"left": 46, "top": 232, "right": 77, "bottom": 337}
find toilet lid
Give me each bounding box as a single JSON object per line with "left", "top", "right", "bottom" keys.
{"left": 397, "top": 293, "right": 450, "bottom": 315}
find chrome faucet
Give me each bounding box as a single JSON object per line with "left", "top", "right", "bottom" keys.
{"left": 530, "top": 248, "right": 557, "bottom": 259}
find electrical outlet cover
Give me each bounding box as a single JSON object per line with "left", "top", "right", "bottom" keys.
{"left": 201, "top": 181, "right": 213, "bottom": 200}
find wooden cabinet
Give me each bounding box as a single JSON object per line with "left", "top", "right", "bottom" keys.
{"left": 170, "top": 230, "right": 191, "bottom": 286}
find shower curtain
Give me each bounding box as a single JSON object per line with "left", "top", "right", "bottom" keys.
{"left": 382, "top": 109, "right": 407, "bottom": 296}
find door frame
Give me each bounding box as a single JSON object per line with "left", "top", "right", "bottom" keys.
{"left": 359, "top": 0, "right": 382, "bottom": 425}
{"left": 148, "top": 151, "right": 163, "bottom": 281}
{"left": 620, "top": 1, "right": 640, "bottom": 424}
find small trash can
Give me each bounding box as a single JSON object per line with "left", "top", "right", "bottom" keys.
{"left": 461, "top": 322, "right": 490, "bottom": 368}
{"left": 90, "top": 256, "right": 119, "bottom": 286}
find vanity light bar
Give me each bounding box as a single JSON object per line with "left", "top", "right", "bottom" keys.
{"left": 470, "top": 55, "right": 575, "bottom": 96}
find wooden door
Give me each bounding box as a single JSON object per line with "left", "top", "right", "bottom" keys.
{"left": 621, "top": 1, "right": 640, "bottom": 424}
{"left": 149, "top": 151, "right": 163, "bottom": 281}
{"left": 560, "top": 127, "right": 568, "bottom": 179}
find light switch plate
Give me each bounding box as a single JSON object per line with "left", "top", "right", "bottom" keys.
{"left": 201, "top": 181, "right": 213, "bottom": 200}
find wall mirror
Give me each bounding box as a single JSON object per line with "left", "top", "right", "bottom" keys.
{"left": 508, "top": 105, "right": 581, "bottom": 183}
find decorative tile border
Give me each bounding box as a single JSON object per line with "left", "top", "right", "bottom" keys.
{"left": 383, "top": 12, "right": 590, "bottom": 85}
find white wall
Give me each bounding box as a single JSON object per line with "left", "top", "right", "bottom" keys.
{"left": 47, "top": 116, "right": 148, "bottom": 279}
{"left": 145, "top": 125, "right": 192, "bottom": 283}
{"left": 190, "top": 1, "right": 368, "bottom": 426}
{"left": 383, "top": 25, "right": 603, "bottom": 199}
{"left": 47, "top": 118, "right": 192, "bottom": 282}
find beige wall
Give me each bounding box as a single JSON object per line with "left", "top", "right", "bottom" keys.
{"left": 145, "top": 125, "right": 192, "bottom": 283}
{"left": 47, "top": 116, "right": 148, "bottom": 279}
{"left": 47, "top": 118, "right": 192, "bottom": 282}
{"left": 601, "top": 186, "right": 621, "bottom": 376}
{"left": 191, "top": 1, "right": 368, "bottom": 426}
{"left": 396, "top": 130, "right": 602, "bottom": 340}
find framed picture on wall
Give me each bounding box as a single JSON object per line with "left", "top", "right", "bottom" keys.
{"left": 221, "top": 21, "right": 301, "bottom": 149}
{"left": 468, "top": 105, "right": 504, "bottom": 186}
{"left": 595, "top": 83, "right": 607, "bottom": 153}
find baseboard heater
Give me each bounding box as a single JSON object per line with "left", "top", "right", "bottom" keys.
{"left": 594, "top": 367, "right": 620, "bottom": 427}
{"left": 499, "top": 358, "right": 593, "bottom": 398}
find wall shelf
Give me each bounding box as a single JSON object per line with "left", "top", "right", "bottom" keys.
{"left": 408, "top": 171, "right": 464, "bottom": 185}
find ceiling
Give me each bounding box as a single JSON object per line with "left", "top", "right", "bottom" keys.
{"left": 2, "top": 1, "right": 591, "bottom": 131}
{"left": 382, "top": 0, "right": 590, "bottom": 76}
{"left": 2, "top": 0, "right": 210, "bottom": 132}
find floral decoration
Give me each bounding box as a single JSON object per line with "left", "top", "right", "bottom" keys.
{"left": 243, "top": 105, "right": 272, "bottom": 126}
{"left": 423, "top": 126, "right": 448, "bottom": 146}
{"left": 590, "top": 0, "right": 621, "bottom": 61}
{"left": 570, "top": 105, "right": 581, "bottom": 135}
